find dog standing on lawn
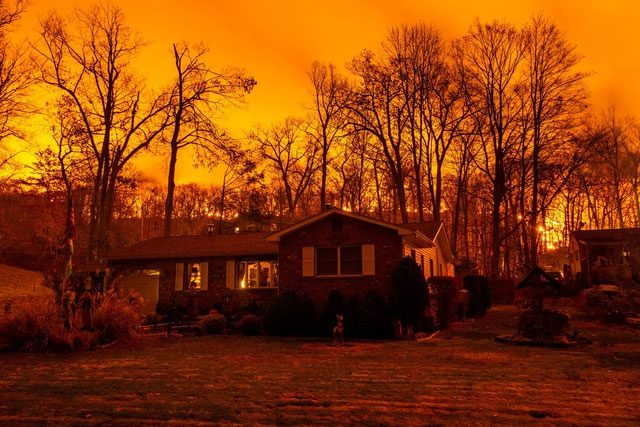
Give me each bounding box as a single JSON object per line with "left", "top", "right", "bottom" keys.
{"left": 333, "top": 314, "right": 344, "bottom": 345}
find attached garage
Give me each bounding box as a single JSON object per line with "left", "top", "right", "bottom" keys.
{"left": 117, "top": 270, "right": 160, "bottom": 315}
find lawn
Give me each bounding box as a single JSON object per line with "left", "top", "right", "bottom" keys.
{"left": 0, "top": 306, "right": 639, "bottom": 425}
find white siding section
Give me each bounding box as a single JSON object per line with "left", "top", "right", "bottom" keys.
{"left": 403, "top": 241, "right": 453, "bottom": 279}
{"left": 404, "top": 243, "right": 437, "bottom": 279}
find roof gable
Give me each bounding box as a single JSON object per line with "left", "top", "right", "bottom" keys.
{"left": 265, "top": 208, "right": 425, "bottom": 242}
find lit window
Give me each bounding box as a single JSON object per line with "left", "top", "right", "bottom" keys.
{"left": 236, "top": 261, "right": 278, "bottom": 289}
{"left": 187, "top": 263, "right": 201, "bottom": 290}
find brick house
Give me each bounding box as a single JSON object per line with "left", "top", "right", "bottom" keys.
{"left": 265, "top": 208, "right": 455, "bottom": 306}
{"left": 107, "top": 208, "right": 455, "bottom": 313}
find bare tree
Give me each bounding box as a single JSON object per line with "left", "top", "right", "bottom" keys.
{"left": 162, "top": 42, "right": 256, "bottom": 236}
{"left": 348, "top": 50, "right": 411, "bottom": 222}
{"left": 385, "top": 24, "right": 438, "bottom": 222}
{"left": 216, "top": 151, "right": 261, "bottom": 232}
{"left": 0, "top": 0, "right": 31, "bottom": 187}
{"left": 453, "top": 20, "right": 525, "bottom": 277}
{"left": 307, "top": 61, "right": 349, "bottom": 211}
{"left": 446, "top": 120, "right": 479, "bottom": 258}
{"left": 599, "top": 107, "right": 633, "bottom": 228}
{"left": 249, "top": 117, "right": 319, "bottom": 217}
{"left": 520, "top": 15, "right": 589, "bottom": 268}
{"left": 629, "top": 124, "right": 640, "bottom": 226}
{"left": 33, "top": 3, "right": 170, "bottom": 257}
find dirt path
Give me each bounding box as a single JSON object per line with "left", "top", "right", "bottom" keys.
{"left": 0, "top": 305, "right": 638, "bottom": 425}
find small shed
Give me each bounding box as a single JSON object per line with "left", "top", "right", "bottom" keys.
{"left": 569, "top": 228, "right": 640, "bottom": 287}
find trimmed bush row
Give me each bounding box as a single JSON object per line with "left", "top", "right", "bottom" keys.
{"left": 176, "top": 258, "right": 493, "bottom": 339}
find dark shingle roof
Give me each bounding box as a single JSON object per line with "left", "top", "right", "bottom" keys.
{"left": 107, "top": 231, "right": 277, "bottom": 261}
{"left": 403, "top": 221, "right": 443, "bottom": 241}
{"left": 572, "top": 228, "right": 640, "bottom": 244}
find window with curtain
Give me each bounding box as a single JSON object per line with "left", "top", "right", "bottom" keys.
{"left": 187, "top": 262, "right": 201, "bottom": 290}
{"left": 235, "top": 260, "right": 278, "bottom": 288}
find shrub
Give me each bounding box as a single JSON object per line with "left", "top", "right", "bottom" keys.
{"left": 517, "top": 310, "right": 569, "bottom": 342}
{"left": 71, "top": 330, "right": 100, "bottom": 351}
{"left": 238, "top": 314, "right": 263, "bottom": 336}
{"left": 144, "top": 313, "right": 162, "bottom": 326}
{"left": 263, "top": 291, "right": 318, "bottom": 336}
{"left": 427, "top": 276, "right": 459, "bottom": 329}
{"left": 463, "top": 275, "right": 492, "bottom": 317}
{"left": 157, "top": 299, "right": 185, "bottom": 323}
{"left": 92, "top": 290, "right": 143, "bottom": 344}
{"left": 198, "top": 312, "right": 226, "bottom": 334}
{"left": 0, "top": 297, "right": 68, "bottom": 351}
{"left": 578, "top": 286, "right": 640, "bottom": 323}
{"left": 389, "top": 257, "right": 429, "bottom": 332}
{"left": 359, "top": 291, "right": 393, "bottom": 339}
{"left": 0, "top": 297, "right": 99, "bottom": 352}
{"left": 224, "top": 293, "right": 267, "bottom": 319}
{"left": 298, "top": 294, "right": 318, "bottom": 336}
{"left": 344, "top": 296, "right": 361, "bottom": 339}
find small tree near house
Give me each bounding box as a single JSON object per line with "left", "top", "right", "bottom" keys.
{"left": 389, "top": 257, "right": 429, "bottom": 335}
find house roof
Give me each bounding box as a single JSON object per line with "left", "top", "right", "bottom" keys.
{"left": 107, "top": 231, "right": 278, "bottom": 261}
{"left": 265, "top": 208, "right": 433, "bottom": 247}
{"left": 572, "top": 228, "right": 640, "bottom": 245}
{"left": 403, "top": 221, "right": 443, "bottom": 241}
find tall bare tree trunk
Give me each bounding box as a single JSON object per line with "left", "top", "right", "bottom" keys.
{"left": 164, "top": 143, "right": 179, "bottom": 236}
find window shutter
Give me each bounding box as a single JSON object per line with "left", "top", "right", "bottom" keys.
{"left": 302, "top": 247, "right": 314, "bottom": 277}
{"left": 362, "top": 244, "right": 375, "bottom": 275}
{"left": 200, "top": 262, "right": 209, "bottom": 290}
{"left": 225, "top": 260, "right": 236, "bottom": 289}
{"left": 174, "top": 263, "right": 184, "bottom": 291}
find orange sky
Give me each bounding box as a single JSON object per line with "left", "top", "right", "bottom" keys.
{"left": 17, "top": 0, "right": 640, "bottom": 185}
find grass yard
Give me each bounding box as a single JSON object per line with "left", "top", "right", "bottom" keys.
{"left": 0, "top": 306, "right": 639, "bottom": 425}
